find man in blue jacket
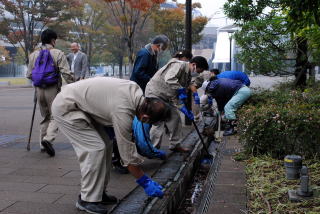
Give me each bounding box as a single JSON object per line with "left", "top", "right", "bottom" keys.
{"left": 130, "top": 35, "right": 169, "bottom": 92}
{"left": 217, "top": 70, "right": 251, "bottom": 86}
{"left": 204, "top": 78, "right": 251, "bottom": 136}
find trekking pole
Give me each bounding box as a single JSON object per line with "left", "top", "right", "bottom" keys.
{"left": 27, "top": 89, "right": 37, "bottom": 151}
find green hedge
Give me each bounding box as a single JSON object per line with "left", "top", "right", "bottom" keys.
{"left": 238, "top": 82, "right": 320, "bottom": 159}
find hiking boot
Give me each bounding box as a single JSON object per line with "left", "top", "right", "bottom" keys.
{"left": 76, "top": 196, "right": 108, "bottom": 214}
{"left": 41, "top": 140, "right": 55, "bottom": 157}
{"left": 223, "top": 120, "right": 236, "bottom": 136}
{"left": 101, "top": 192, "right": 118, "bottom": 205}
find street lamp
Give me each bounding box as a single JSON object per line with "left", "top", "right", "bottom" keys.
{"left": 228, "top": 32, "right": 232, "bottom": 70}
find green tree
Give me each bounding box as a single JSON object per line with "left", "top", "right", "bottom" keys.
{"left": 103, "top": 0, "right": 165, "bottom": 66}
{"left": 153, "top": 3, "right": 208, "bottom": 54}
{"left": 224, "top": 0, "right": 320, "bottom": 87}
{"left": 67, "top": 0, "right": 111, "bottom": 69}
{"left": 0, "top": 0, "right": 80, "bottom": 64}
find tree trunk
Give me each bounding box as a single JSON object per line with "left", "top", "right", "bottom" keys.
{"left": 118, "top": 55, "right": 123, "bottom": 79}
{"left": 294, "top": 37, "right": 308, "bottom": 88}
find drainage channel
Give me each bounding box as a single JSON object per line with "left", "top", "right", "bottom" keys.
{"left": 176, "top": 140, "right": 223, "bottom": 214}
{"left": 111, "top": 116, "right": 219, "bottom": 214}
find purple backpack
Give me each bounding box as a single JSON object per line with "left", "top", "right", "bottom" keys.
{"left": 31, "top": 49, "right": 59, "bottom": 87}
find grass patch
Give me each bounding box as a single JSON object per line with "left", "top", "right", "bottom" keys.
{"left": 246, "top": 156, "right": 320, "bottom": 213}
{"left": 0, "top": 77, "right": 30, "bottom": 85}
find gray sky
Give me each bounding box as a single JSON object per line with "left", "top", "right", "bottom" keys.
{"left": 175, "top": 0, "right": 231, "bottom": 26}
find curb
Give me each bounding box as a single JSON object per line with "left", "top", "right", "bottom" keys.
{"left": 111, "top": 122, "right": 214, "bottom": 214}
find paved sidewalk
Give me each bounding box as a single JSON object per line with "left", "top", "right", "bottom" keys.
{"left": 207, "top": 135, "right": 247, "bottom": 214}
{"left": 0, "top": 87, "right": 192, "bottom": 214}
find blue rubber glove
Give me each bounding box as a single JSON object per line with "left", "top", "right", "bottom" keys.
{"left": 208, "top": 96, "right": 213, "bottom": 105}
{"left": 136, "top": 175, "right": 164, "bottom": 198}
{"left": 177, "top": 88, "right": 187, "bottom": 102}
{"left": 193, "top": 92, "right": 200, "bottom": 105}
{"left": 179, "top": 105, "right": 194, "bottom": 121}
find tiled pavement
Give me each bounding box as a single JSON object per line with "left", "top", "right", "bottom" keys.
{"left": 207, "top": 136, "right": 247, "bottom": 214}
{"left": 0, "top": 140, "right": 168, "bottom": 214}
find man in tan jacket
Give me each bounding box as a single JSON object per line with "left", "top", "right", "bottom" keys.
{"left": 26, "top": 29, "right": 74, "bottom": 157}
{"left": 145, "top": 56, "right": 209, "bottom": 152}
{"left": 51, "top": 77, "right": 170, "bottom": 214}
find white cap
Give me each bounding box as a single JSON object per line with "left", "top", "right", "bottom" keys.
{"left": 201, "top": 80, "right": 210, "bottom": 91}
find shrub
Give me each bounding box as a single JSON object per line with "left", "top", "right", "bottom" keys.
{"left": 238, "top": 81, "right": 320, "bottom": 159}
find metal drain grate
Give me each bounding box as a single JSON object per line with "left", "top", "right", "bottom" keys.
{"left": 196, "top": 138, "right": 226, "bottom": 214}
{"left": 0, "top": 135, "right": 26, "bottom": 146}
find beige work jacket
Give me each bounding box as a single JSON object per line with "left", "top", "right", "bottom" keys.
{"left": 145, "top": 58, "right": 191, "bottom": 103}
{"left": 27, "top": 44, "right": 74, "bottom": 85}
{"left": 53, "top": 77, "right": 145, "bottom": 166}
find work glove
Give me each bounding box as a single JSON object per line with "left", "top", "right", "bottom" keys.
{"left": 177, "top": 88, "right": 187, "bottom": 102}
{"left": 179, "top": 105, "right": 194, "bottom": 121}
{"left": 193, "top": 92, "right": 200, "bottom": 105}
{"left": 136, "top": 174, "right": 164, "bottom": 198}
{"left": 207, "top": 96, "right": 213, "bottom": 105}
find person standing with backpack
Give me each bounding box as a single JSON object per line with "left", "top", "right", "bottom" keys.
{"left": 26, "top": 29, "right": 74, "bottom": 157}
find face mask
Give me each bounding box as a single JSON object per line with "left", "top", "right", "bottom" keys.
{"left": 156, "top": 43, "right": 165, "bottom": 55}
{"left": 191, "top": 64, "right": 198, "bottom": 77}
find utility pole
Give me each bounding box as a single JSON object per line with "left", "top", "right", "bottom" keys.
{"left": 185, "top": 0, "right": 192, "bottom": 51}
{"left": 229, "top": 35, "right": 232, "bottom": 70}
{"left": 185, "top": 0, "right": 192, "bottom": 125}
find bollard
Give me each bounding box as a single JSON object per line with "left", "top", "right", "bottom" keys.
{"left": 284, "top": 155, "right": 302, "bottom": 180}
{"left": 297, "top": 166, "right": 313, "bottom": 197}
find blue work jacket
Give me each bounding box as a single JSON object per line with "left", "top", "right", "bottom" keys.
{"left": 207, "top": 78, "right": 243, "bottom": 111}
{"left": 130, "top": 46, "right": 158, "bottom": 92}
{"left": 217, "top": 70, "right": 251, "bottom": 86}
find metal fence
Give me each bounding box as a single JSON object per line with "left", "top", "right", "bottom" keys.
{"left": 0, "top": 63, "right": 27, "bottom": 77}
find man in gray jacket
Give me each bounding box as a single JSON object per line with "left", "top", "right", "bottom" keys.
{"left": 67, "top": 43, "right": 88, "bottom": 81}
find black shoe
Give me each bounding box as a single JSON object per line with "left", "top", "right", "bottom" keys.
{"left": 223, "top": 120, "right": 236, "bottom": 136}
{"left": 101, "top": 192, "right": 118, "bottom": 205}
{"left": 41, "top": 140, "right": 55, "bottom": 157}
{"left": 112, "top": 159, "right": 129, "bottom": 174}
{"left": 113, "top": 163, "right": 129, "bottom": 174}
{"left": 76, "top": 196, "right": 108, "bottom": 214}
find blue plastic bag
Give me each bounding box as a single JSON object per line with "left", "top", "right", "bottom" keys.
{"left": 132, "top": 116, "right": 166, "bottom": 160}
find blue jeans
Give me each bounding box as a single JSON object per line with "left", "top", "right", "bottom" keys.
{"left": 224, "top": 86, "right": 251, "bottom": 120}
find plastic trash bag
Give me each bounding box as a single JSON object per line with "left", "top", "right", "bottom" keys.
{"left": 132, "top": 116, "right": 166, "bottom": 160}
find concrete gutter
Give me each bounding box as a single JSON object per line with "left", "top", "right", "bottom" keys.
{"left": 111, "top": 123, "right": 211, "bottom": 214}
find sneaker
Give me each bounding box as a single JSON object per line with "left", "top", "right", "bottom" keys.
{"left": 41, "top": 140, "right": 55, "bottom": 157}
{"left": 101, "top": 192, "right": 118, "bottom": 205}
{"left": 76, "top": 196, "right": 108, "bottom": 214}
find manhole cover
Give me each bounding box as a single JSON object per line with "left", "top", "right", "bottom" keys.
{"left": 0, "top": 135, "right": 26, "bottom": 146}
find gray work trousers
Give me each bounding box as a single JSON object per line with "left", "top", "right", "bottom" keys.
{"left": 52, "top": 109, "right": 112, "bottom": 202}
{"left": 36, "top": 85, "right": 59, "bottom": 146}
{"left": 150, "top": 104, "right": 182, "bottom": 149}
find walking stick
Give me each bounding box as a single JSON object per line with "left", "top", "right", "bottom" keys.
{"left": 27, "top": 89, "right": 37, "bottom": 151}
